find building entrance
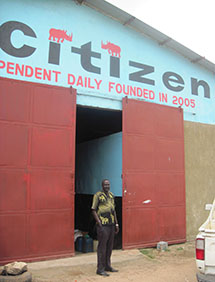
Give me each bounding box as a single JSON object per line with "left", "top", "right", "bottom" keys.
{"left": 75, "top": 106, "right": 122, "bottom": 250}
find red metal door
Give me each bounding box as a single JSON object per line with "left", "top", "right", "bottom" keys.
{"left": 122, "top": 98, "right": 186, "bottom": 249}
{"left": 0, "top": 78, "right": 76, "bottom": 263}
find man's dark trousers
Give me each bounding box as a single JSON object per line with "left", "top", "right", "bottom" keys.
{"left": 96, "top": 225, "right": 115, "bottom": 273}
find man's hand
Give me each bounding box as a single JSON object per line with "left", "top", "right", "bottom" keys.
{"left": 115, "top": 224, "right": 119, "bottom": 234}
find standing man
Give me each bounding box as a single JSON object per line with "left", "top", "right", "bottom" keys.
{"left": 91, "top": 179, "right": 119, "bottom": 276}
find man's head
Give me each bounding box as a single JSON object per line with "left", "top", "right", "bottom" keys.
{"left": 102, "top": 179, "right": 110, "bottom": 194}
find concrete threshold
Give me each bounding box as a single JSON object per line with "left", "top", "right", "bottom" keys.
{"left": 28, "top": 249, "right": 141, "bottom": 270}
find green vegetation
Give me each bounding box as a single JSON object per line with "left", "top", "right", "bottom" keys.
{"left": 139, "top": 248, "right": 155, "bottom": 259}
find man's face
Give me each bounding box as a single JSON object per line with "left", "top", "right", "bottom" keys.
{"left": 102, "top": 180, "right": 110, "bottom": 194}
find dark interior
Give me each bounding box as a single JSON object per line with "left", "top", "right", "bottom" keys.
{"left": 76, "top": 106, "right": 122, "bottom": 144}
{"left": 75, "top": 106, "right": 122, "bottom": 249}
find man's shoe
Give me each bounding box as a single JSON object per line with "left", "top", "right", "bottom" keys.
{"left": 105, "top": 267, "right": 118, "bottom": 272}
{"left": 96, "top": 271, "right": 110, "bottom": 276}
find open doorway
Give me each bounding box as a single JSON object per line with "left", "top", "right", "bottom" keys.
{"left": 75, "top": 106, "right": 122, "bottom": 251}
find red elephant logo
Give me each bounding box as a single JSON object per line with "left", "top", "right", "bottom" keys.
{"left": 101, "top": 41, "right": 121, "bottom": 58}
{"left": 49, "top": 28, "right": 73, "bottom": 43}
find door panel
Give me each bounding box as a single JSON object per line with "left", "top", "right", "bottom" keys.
{"left": 0, "top": 80, "right": 30, "bottom": 122}
{"left": 123, "top": 173, "right": 157, "bottom": 207}
{"left": 123, "top": 99, "right": 155, "bottom": 135}
{"left": 0, "top": 171, "right": 27, "bottom": 211}
{"left": 31, "top": 127, "right": 73, "bottom": 167}
{"left": 30, "top": 171, "right": 74, "bottom": 210}
{"left": 123, "top": 207, "right": 158, "bottom": 247}
{"left": 157, "top": 173, "right": 185, "bottom": 205}
{"left": 123, "top": 135, "right": 156, "bottom": 171}
{"left": 155, "top": 106, "right": 183, "bottom": 138}
{"left": 158, "top": 206, "right": 186, "bottom": 241}
{"left": 0, "top": 215, "right": 27, "bottom": 258}
{"left": 32, "top": 85, "right": 75, "bottom": 126}
{"left": 29, "top": 211, "right": 73, "bottom": 255}
{"left": 0, "top": 78, "right": 76, "bottom": 263}
{"left": 0, "top": 124, "right": 29, "bottom": 166}
{"left": 155, "top": 139, "right": 184, "bottom": 170}
{"left": 122, "top": 98, "right": 186, "bottom": 249}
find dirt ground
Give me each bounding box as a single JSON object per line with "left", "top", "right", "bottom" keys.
{"left": 29, "top": 241, "right": 197, "bottom": 282}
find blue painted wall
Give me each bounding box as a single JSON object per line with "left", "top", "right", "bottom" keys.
{"left": 75, "top": 132, "right": 122, "bottom": 196}
{"left": 0, "top": 0, "right": 215, "bottom": 124}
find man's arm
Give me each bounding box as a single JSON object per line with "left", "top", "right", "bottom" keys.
{"left": 114, "top": 211, "right": 119, "bottom": 234}
{"left": 91, "top": 193, "right": 102, "bottom": 226}
{"left": 92, "top": 209, "right": 102, "bottom": 227}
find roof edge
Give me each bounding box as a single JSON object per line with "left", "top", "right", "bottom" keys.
{"left": 80, "top": 0, "right": 215, "bottom": 74}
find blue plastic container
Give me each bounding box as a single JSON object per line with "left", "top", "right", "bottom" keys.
{"left": 75, "top": 237, "right": 83, "bottom": 252}
{"left": 82, "top": 237, "right": 93, "bottom": 253}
